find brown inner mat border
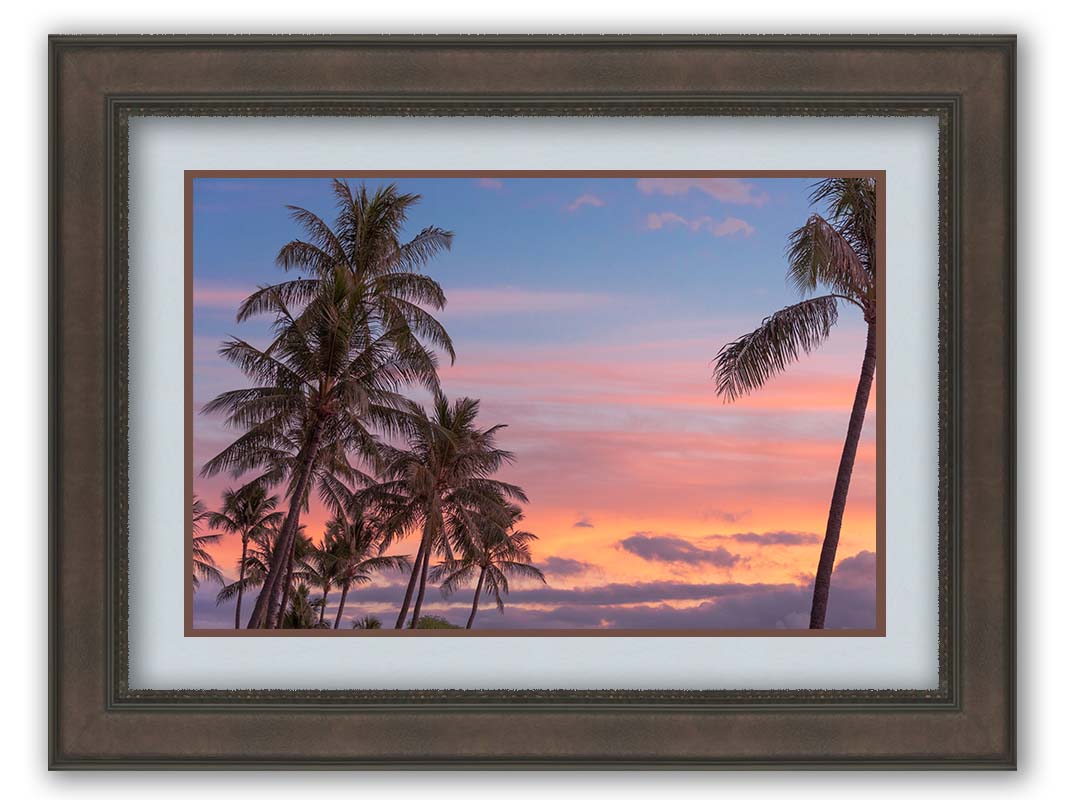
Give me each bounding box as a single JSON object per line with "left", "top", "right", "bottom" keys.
{"left": 183, "top": 169, "right": 887, "bottom": 638}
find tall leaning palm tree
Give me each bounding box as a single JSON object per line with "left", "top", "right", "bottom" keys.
{"left": 206, "top": 484, "right": 283, "bottom": 628}
{"left": 191, "top": 494, "right": 224, "bottom": 590}
{"left": 202, "top": 180, "right": 454, "bottom": 629}
{"left": 713, "top": 178, "right": 877, "bottom": 630}
{"left": 358, "top": 393, "right": 527, "bottom": 630}
{"left": 432, "top": 504, "right": 545, "bottom": 629}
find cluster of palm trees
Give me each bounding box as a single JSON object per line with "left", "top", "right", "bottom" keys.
{"left": 192, "top": 180, "right": 544, "bottom": 630}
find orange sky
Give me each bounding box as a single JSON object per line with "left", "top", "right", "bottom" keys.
{"left": 193, "top": 328, "right": 876, "bottom": 625}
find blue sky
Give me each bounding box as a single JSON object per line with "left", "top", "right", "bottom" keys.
{"left": 193, "top": 176, "right": 830, "bottom": 348}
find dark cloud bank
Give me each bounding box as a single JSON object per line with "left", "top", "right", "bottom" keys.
{"left": 618, "top": 532, "right": 742, "bottom": 568}
{"left": 709, "top": 530, "right": 822, "bottom": 546}
{"left": 540, "top": 555, "right": 596, "bottom": 577}
{"left": 194, "top": 551, "right": 876, "bottom": 632}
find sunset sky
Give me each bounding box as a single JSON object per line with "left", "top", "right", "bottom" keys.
{"left": 191, "top": 175, "right": 877, "bottom": 631}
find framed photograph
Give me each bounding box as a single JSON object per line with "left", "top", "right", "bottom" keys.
{"left": 49, "top": 34, "right": 1016, "bottom": 768}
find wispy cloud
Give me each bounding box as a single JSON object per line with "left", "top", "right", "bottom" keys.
{"left": 703, "top": 508, "right": 752, "bottom": 524}
{"left": 636, "top": 177, "right": 769, "bottom": 206}
{"left": 705, "top": 531, "right": 822, "bottom": 547}
{"left": 573, "top": 516, "right": 595, "bottom": 529}
{"left": 645, "top": 212, "right": 755, "bottom": 237}
{"left": 193, "top": 281, "right": 253, "bottom": 310}
{"left": 618, "top": 533, "right": 742, "bottom": 568}
{"left": 442, "top": 287, "right": 614, "bottom": 316}
{"left": 566, "top": 193, "right": 605, "bottom": 213}
{"left": 476, "top": 177, "right": 504, "bottom": 190}
{"left": 542, "top": 556, "right": 596, "bottom": 577}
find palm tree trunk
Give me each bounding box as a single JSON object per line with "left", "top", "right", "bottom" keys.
{"left": 318, "top": 585, "right": 330, "bottom": 626}
{"left": 809, "top": 321, "right": 877, "bottom": 629}
{"left": 409, "top": 547, "right": 432, "bottom": 628}
{"left": 234, "top": 535, "right": 249, "bottom": 629}
{"left": 394, "top": 521, "right": 431, "bottom": 629}
{"left": 247, "top": 424, "right": 322, "bottom": 629}
{"left": 333, "top": 581, "right": 351, "bottom": 629}
{"left": 272, "top": 541, "right": 297, "bottom": 629}
{"left": 254, "top": 497, "right": 303, "bottom": 629}
{"left": 466, "top": 567, "right": 486, "bottom": 629}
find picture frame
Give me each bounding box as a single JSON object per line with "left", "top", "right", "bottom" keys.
{"left": 49, "top": 34, "right": 1016, "bottom": 768}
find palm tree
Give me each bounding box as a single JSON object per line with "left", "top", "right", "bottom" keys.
{"left": 432, "top": 504, "right": 545, "bottom": 628}
{"left": 351, "top": 615, "right": 383, "bottom": 629}
{"left": 191, "top": 494, "right": 224, "bottom": 589}
{"left": 320, "top": 514, "right": 411, "bottom": 629}
{"left": 358, "top": 393, "right": 527, "bottom": 629}
{"left": 301, "top": 535, "right": 345, "bottom": 627}
{"left": 214, "top": 520, "right": 282, "bottom": 613}
{"left": 205, "top": 485, "right": 283, "bottom": 628}
{"left": 281, "top": 583, "right": 326, "bottom": 629}
{"left": 277, "top": 526, "right": 314, "bottom": 626}
{"left": 202, "top": 180, "right": 454, "bottom": 629}
{"left": 713, "top": 178, "right": 877, "bottom": 629}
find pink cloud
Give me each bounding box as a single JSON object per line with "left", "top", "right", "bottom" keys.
{"left": 645, "top": 212, "right": 755, "bottom": 237}
{"left": 438, "top": 330, "right": 871, "bottom": 419}
{"left": 710, "top": 217, "right": 757, "bottom": 237}
{"left": 442, "top": 287, "right": 614, "bottom": 316}
{"left": 644, "top": 211, "right": 688, "bottom": 230}
{"left": 193, "top": 282, "right": 252, "bottom": 310}
{"left": 476, "top": 177, "right": 504, "bottom": 190}
{"left": 636, "top": 177, "right": 770, "bottom": 206}
{"left": 566, "top": 193, "right": 605, "bottom": 213}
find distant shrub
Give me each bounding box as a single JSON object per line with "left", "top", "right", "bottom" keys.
{"left": 413, "top": 614, "right": 460, "bottom": 629}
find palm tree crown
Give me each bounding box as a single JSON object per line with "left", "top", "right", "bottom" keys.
{"left": 191, "top": 494, "right": 224, "bottom": 589}
{"left": 206, "top": 484, "right": 283, "bottom": 628}
{"left": 431, "top": 502, "right": 545, "bottom": 629}
{"left": 317, "top": 514, "right": 411, "bottom": 628}
{"left": 215, "top": 522, "right": 279, "bottom": 607}
{"left": 237, "top": 179, "right": 456, "bottom": 365}
{"left": 282, "top": 583, "right": 326, "bottom": 630}
{"left": 714, "top": 178, "right": 875, "bottom": 401}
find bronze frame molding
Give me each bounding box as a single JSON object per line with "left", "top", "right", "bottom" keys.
{"left": 50, "top": 34, "right": 1014, "bottom": 768}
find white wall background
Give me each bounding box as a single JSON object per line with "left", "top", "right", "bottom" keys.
{"left": 6, "top": 0, "right": 1060, "bottom": 796}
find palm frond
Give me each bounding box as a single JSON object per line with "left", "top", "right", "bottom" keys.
{"left": 236, "top": 278, "right": 321, "bottom": 322}
{"left": 787, "top": 214, "right": 871, "bottom": 300}
{"left": 713, "top": 295, "right": 839, "bottom": 401}
{"left": 395, "top": 227, "right": 454, "bottom": 273}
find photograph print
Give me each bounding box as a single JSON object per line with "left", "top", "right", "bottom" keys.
{"left": 188, "top": 172, "right": 883, "bottom": 635}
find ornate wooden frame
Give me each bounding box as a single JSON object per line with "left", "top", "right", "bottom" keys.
{"left": 49, "top": 34, "right": 1015, "bottom": 768}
